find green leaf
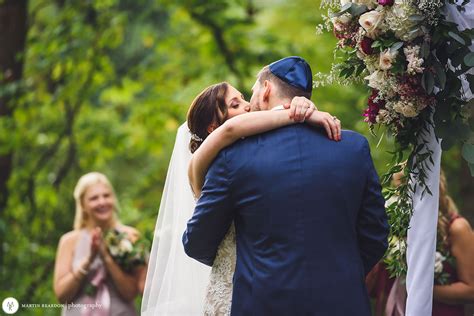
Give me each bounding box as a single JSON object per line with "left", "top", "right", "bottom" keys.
{"left": 390, "top": 42, "right": 403, "bottom": 54}
{"left": 350, "top": 4, "right": 368, "bottom": 16}
{"left": 372, "top": 41, "right": 382, "bottom": 48}
{"left": 332, "top": 3, "right": 353, "bottom": 17}
{"left": 448, "top": 31, "right": 466, "bottom": 45}
{"left": 468, "top": 163, "right": 474, "bottom": 177}
{"left": 408, "top": 15, "right": 424, "bottom": 22}
{"left": 421, "top": 41, "right": 430, "bottom": 59}
{"left": 422, "top": 72, "right": 435, "bottom": 94}
{"left": 433, "top": 62, "right": 446, "bottom": 90}
{"left": 462, "top": 143, "right": 474, "bottom": 164}
{"left": 464, "top": 52, "right": 474, "bottom": 67}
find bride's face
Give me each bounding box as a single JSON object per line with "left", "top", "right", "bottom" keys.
{"left": 224, "top": 85, "right": 250, "bottom": 119}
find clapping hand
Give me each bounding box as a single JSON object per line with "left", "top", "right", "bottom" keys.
{"left": 89, "top": 227, "right": 102, "bottom": 262}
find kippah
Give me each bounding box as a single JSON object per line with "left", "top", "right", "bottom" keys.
{"left": 269, "top": 56, "right": 313, "bottom": 92}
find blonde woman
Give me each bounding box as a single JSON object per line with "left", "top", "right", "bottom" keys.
{"left": 53, "top": 172, "right": 147, "bottom": 315}
{"left": 432, "top": 170, "right": 474, "bottom": 315}
{"left": 380, "top": 170, "right": 474, "bottom": 316}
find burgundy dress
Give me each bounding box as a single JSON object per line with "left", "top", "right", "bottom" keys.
{"left": 432, "top": 215, "right": 464, "bottom": 316}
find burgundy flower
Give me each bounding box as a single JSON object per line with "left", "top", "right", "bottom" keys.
{"left": 397, "top": 74, "right": 424, "bottom": 98}
{"left": 333, "top": 22, "right": 359, "bottom": 48}
{"left": 363, "top": 89, "right": 385, "bottom": 123}
{"left": 360, "top": 37, "right": 374, "bottom": 55}
{"left": 378, "top": 0, "right": 394, "bottom": 6}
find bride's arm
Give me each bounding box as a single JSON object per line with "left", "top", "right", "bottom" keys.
{"left": 188, "top": 108, "right": 341, "bottom": 197}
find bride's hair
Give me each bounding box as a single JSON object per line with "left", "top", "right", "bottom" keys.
{"left": 187, "top": 82, "right": 229, "bottom": 153}
{"left": 73, "top": 172, "right": 120, "bottom": 230}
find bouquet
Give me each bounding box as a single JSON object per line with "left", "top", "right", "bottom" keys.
{"left": 104, "top": 228, "right": 149, "bottom": 273}
{"left": 319, "top": 0, "right": 473, "bottom": 276}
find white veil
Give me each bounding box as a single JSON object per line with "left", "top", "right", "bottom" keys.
{"left": 141, "top": 123, "right": 211, "bottom": 316}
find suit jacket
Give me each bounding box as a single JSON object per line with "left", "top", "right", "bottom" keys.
{"left": 183, "top": 124, "right": 389, "bottom": 316}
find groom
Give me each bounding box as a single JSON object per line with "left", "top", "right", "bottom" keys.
{"left": 183, "top": 56, "right": 389, "bottom": 315}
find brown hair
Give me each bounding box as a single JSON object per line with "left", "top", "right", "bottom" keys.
{"left": 187, "top": 82, "right": 229, "bottom": 153}
{"left": 438, "top": 169, "right": 459, "bottom": 246}
{"left": 258, "top": 66, "right": 312, "bottom": 100}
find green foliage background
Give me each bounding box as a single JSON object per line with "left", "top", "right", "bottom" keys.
{"left": 0, "top": 0, "right": 471, "bottom": 314}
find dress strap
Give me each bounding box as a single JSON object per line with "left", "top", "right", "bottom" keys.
{"left": 448, "top": 214, "right": 462, "bottom": 227}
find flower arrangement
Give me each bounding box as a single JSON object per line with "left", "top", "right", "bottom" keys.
{"left": 319, "top": 0, "right": 473, "bottom": 277}
{"left": 104, "top": 228, "right": 149, "bottom": 273}
{"left": 83, "top": 229, "right": 149, "bottom": 297}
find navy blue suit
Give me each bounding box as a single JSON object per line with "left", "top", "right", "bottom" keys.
{"left": 183, "top": 125, "right": 389, "bottom": 316}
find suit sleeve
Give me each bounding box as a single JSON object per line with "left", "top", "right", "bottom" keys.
{"left": 357, "top": 139, "right": 389, "bottom": 275}
{"left": 182, "top": 150, "right": 234, "bottom": 266}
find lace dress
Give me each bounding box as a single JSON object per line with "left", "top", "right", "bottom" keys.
{"left": 203, "top": 223, "right": 237, "bottom": 316}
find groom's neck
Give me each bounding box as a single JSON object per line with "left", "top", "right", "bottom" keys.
{"left": 268, "top": 98, "right": 291, "bottom": 110}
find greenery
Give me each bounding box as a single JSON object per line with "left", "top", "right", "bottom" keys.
{"left": 322, "top": 0, "right": 473, "bottom": 277}
{"left": 0, "top": 0, "right": 472, "bottom": 314}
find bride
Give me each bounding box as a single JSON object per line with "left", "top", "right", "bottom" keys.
{"left": 142, "top": 78, "right": 341, "bottom": 315}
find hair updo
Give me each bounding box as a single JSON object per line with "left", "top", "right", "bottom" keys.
{"left": 187, "top": 82, "right": 229, "bottom": 153}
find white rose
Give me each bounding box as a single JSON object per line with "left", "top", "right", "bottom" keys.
{"left": 379, "top": 49, "right": 398, "bottom": 70}
{"left": 434, "top": 251, "right": 446, "bottom": 274}
{"left": 341, "top": 0, "right": 351, "bottom": 5}
{"left": 364, "top": 70, "right": 385, "bottom": 90}
{"left": 359, "top": 10, "right": 384, "bottom": 38}
{"left": 119, "top": 238, "right": 134, "bottom": 254}
{"left": 109, "top": 245, "right": 119, "bottom": 257}
{"left": 393, "top": 100, "right": 418, "bottom": 117}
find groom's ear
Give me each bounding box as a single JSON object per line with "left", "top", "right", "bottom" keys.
{"left": 263, "top": 80, "right": 271, "bottom": 101}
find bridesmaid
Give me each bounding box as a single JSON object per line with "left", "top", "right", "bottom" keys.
{"left": 432, "top": 170, "right": 474, "bottom": 315}
{"left": 53, "top": 172, "right": 147, "bottom": 315}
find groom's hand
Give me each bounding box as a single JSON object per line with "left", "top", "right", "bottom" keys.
{"left": 284, "top": 96, "right": 317, "bottom": 122}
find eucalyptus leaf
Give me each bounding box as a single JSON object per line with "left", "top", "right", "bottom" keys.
{"left": 350, "top": 4, "right": 368, "bottom": 16}
{"left": 408, "top": 14, "right": 424, "bottom": 22}
{"left": 468, "top": 163, "right": 474, "bottom": 176}
{"left": 462, "top": 143, "right": 474, "bottom": 164}
{"left": 448, "top": 31, "right": 466, "bottom": 45}
{"left": 464, "top": 52, "right": 474, "bottom": 67}
{"left": 390, "top": 42, "right": 403, "bottom": 54}
{"left": 421, "top": 42, "right": 430, "bottom": 59}
{"left": 433, "top": 62, "right": 446, "bottom": 90}
{"left": 422, "top": 72, "right": 434, "bottom": 94}
{"left": 335, "top": 2, "right": 352, "bottom": 16}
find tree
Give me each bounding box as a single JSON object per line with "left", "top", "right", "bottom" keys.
{"left": 0, "top": 0, "right": 28, "bottom": 269}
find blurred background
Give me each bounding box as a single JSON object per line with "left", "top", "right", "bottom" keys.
{"left": 0, "top": 0, "right": 472, "bottom": 314}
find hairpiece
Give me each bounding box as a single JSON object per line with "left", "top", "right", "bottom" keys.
{"left": 190, "top": 133, "right": 203, "bottom": 142}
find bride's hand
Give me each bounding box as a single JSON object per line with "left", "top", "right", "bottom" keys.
{"left": 307, "top": 111, "right": 341, "bottom": 141}
{"left": 284, "top": 96, "right": 317, "bottom": 122}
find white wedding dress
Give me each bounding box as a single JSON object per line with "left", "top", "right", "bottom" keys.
{"left": 203, "top": 224, "right": 236, "bottom": 316}
{"left": 142, "top": 123, "right": 236, "bottom": 316}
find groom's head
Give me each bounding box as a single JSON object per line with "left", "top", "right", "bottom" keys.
{"left": 250, "top": 56, "right": 313, "bottom": 111}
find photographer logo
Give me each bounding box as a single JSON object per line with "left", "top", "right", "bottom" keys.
{"left": 2, "top": 297, "right": 19, "bottom": 314}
